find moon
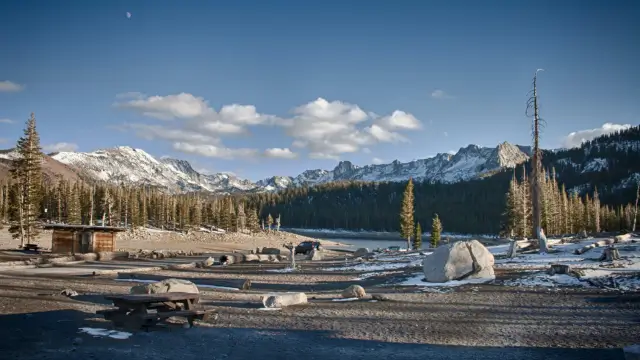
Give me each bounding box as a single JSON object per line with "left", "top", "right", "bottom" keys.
{"left": 126, "top": 12, "right": 131, "bottom": 19}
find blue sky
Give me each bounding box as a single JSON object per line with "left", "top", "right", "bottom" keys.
{"left": 0, "top": 0, "right": 638, "bottom": 181}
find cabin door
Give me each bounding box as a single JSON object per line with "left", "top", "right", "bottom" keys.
{"left": 80, "top": 232, "right": 92, "bottom": 253}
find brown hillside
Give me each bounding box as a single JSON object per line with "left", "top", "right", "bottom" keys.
{"left": 0, "top": 151, "right": 83, "bottom": 184}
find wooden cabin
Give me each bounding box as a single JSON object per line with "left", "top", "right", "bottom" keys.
{"left": 43, "top": 224, "right": 127, "bottom": 254}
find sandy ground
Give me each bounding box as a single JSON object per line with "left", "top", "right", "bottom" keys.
{"left": 0, "top": 257, "right": 638, "bottom": 359}
{"left": 0, "top": 227, "right": 344, "bottom": 254}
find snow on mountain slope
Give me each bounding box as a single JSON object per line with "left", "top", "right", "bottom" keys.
{"left": 50, "top": 142, "right": 530, "bottom": 194}
{"left": 52, "top": 146, "right": 259, "bottom": 193}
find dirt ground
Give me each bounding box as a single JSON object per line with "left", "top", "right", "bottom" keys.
{"left": 0, "top": 227, "right": 344, "bottom": 254}
{"left": 0, "top": 256, "right": 638, "bottom": 359}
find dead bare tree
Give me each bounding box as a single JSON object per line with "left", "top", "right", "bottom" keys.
{"left": 526, "top": 69, "right": 547, "bottom": 253}
{"left": 633, "top": 181, "right": 639, "bottom": 232}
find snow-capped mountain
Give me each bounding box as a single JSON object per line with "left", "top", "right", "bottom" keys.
{"left": 44, "top": 142, "right": 531, "bottom": 193}
{"left": 50, "top": 146, "right": 257, "bottom": 193}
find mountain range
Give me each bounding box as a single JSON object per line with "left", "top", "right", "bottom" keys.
{"left": 0, "top": 141, "right": 533, "bottom": 193}
{"left": 1, "top": 128, "right": 638, "bottom": 197}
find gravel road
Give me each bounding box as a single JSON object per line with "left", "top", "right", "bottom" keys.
{"left": 0, "top": 309, "right": 625, "bottom": 360}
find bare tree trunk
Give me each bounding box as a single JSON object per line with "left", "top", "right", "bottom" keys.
{"left": 527, "top": 69, "right": 546, "bottom": 253}
{"left": 633, "top": 182, "right": 639, "bottom": 232}
{"left": 18, "top": 187, "right": 25, "bottom": 247}
{"left": 89, "top": 186, "right": 94, "bottom": 226}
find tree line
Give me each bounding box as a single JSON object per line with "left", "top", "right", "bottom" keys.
{"left": 1, "top": 115, "right": 639, "bottom": 246}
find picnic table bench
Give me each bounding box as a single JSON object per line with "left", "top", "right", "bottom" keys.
{"left": 22, "top": 244, "right": 40, "bottom": 252}
{"left": 97, "top": 292, "right": 217, "bottom": 330}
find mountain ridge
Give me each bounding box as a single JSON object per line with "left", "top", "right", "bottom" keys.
{"left": 0, "top": 140, "right": 532, "bottom": 193}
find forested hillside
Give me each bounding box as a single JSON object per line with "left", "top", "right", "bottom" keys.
{"left": 1, "top": 117, "right": 638, "bottom": 237}
{"left": 252, "top": 125, "right": 640, "bottom": 234}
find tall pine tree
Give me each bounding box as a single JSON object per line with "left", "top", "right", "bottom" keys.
{"left": 431, "top": 213, "right": 442, "bottom": 248}
{"left": 9, "top": 113, "right": 43, "bottom": 246}
{"left": 399, "top": 178, "right": 415, "bottom": 250}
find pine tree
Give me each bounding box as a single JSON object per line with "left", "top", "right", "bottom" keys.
{"left": 267, "top": 213, "right": 274, "bottom": 232}
{"left": 503, "top": 173, "right": 518, "bottom": 236}
{"left": 246, "top": 207, "right": 260, "bottom": 233}
{"left": 431, "top": 213, "right": 442, "bottom": 248}
{"left": 593, "top": 187, "right": 601, "bottom": 233}
{"left": 399, "top": 178, "right": 415, "bottom": 250}
{"left": 67, "top": 182, "right": 82, "bottom": 224}
{"left": 413, "top": 222, "right": 422, "bottom": 250}
{"left": 102, "top": 186, "right": 114, "bottom": 226}
{"left": 9, "top": 113, "right": 43, "bottom": 246}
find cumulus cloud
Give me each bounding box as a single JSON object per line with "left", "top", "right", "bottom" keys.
{"left": 562, "top": 123, "right": 633, "bottom": 148}
{"left": 281, "top": 97, "right": 421, "bottom": 160}
{"left": 372, "top": 157, "right": 385, "bottom": 165}
{"left": 431, "top": 89, "right": 453, "bottom": 100}
{"left": 0, "top": 118, "right": 14, "bottom": 124}
{"left": 43, "top": 142, "right": 78, "bottom": 153}
{"left": 0, "top": 81, "right": 24, "bottom": 92}
{"left": 264, "top": 147, "right": 298, "bottom": 159}
{"left": 114, "top": 93, "right": 422, "bottom": 160}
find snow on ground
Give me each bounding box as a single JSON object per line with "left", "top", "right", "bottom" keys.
{"left": 113, "top": 278, "right": 240, "bottom": 291}
{"left": 398, "top": 273, "right": 495, "bottom": 287}
{"left": 79, "top": 327, "right": 132, "bottom": 339}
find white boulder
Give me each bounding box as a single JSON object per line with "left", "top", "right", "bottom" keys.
{"left": 422, "top": 240, "right": 494, "bottom": 283}
{"left": 262, "top": 292, "right": 308, "bottom": 308}
{"left": 130, "top": 278, "right": 199, "bottom": 295}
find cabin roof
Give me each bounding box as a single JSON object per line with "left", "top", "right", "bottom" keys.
{"left": 43, "top": 224, "right": 127, "bottom": 232}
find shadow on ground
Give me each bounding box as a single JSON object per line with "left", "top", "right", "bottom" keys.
{"left": 0, "top": 309, "right": 626, "bottom": 360}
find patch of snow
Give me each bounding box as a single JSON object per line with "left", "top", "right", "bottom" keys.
{"left": 332, "top": 297, "right": 360, "bottom": 302}
{"left": 258, "top": 307, "right": 281, "bottom": 311}
{"left": 79, "top": 327, "right": 132, "bottom": 340}
{"left": 503, "top": 273, "right": 587, "bottom": 288}
{"left": 398, "top": 272, "right": 495, "bottom": 287}
{"left": 113, "top": 278, "right": 239, "bottom": 291}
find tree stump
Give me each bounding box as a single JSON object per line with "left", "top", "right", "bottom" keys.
{"left": 599, "top": 246, "right": 620, "bottom": 262}
{"left": 548, "top": 264, "right": 571, "bottom": 275}
{"left": 507, "top": 240, "right": 518, "bottom": 258}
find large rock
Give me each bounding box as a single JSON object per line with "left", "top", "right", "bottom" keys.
{"left": 422, "top": 240, "right": 494, "bottom": 283}
{"left": 353, "top": 248, "right": 370, "bottom": 258}
{"left": 342, "top": 285, "right": 366, "bottom": 299}
{"left": 130, "top": 278, "right": 199, "bottom": 295}
{"left": 262, "top": 292, "right": 308, "bottom": 308}
{"left": 261, "top": 247, "right": 281, "bottom": 255}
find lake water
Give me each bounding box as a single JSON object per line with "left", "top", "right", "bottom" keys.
{"left": 321, "top": 238, "right": 431, "bottom": 251}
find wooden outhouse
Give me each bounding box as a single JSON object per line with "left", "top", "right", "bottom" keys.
{"left": 43, "top": 224, "right": 126, "bottom": 254}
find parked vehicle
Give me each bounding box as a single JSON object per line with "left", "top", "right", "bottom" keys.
{"left": 295, "top": 241, "right": 321, "bottom": 255}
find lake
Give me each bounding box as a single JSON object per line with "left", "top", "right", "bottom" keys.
{"left": 319, "top": 238, "right": 431, "bottom": 251}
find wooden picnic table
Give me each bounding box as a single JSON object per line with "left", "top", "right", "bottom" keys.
{"left": 97, "top": 292, "right": 216, "bottom": 330}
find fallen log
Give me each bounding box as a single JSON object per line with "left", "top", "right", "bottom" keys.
{"left": 574, "top": 239, "right": 615, "bottom": 255}
{"left": 117, "top": 273, "right": 252, "bottom": 290}
{"left": 262, "top": 292, "right": 307, "bottom": 308}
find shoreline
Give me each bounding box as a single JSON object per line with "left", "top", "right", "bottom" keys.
{"left": 285, "top": 228, "right": 497, "bottom": 241}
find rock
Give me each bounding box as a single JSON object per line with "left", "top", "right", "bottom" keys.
{"left": 372, "top": 294, "right": 391, "bottom": 301}
{"left": 262, "top": 292, "right": 308, "bottom": 308}
{"left": 261, "top": 247, "right": 281, "bottom": 255}
{"left": 615, "top": 233, "right": 632, "bottom": 242}
{"left": 577, "top": 229, "right": 588, "bottom": 239}
{"left": 244, "top": 254, "right": 260, "bottom": 262}
{"left": 60, "top": 288, "right": 78, "bottom": 297}
{"left": 130, "top": 278, "right": 199, "bottom": 295}
{"left": 548, "top": 264, "right": 571, "bottom": 275}
{"left": 74, "top": 253, "right": 98, "bottom": 261}
{"left": 422, "top": 240, "right": 495, "bottom": 283}
{"left": 353, "top": 248, "right": 370, "bottom": 258}
{"left": 624, "top": 344, "right": 640, "bottom": 360}
{"left": 308, "top": 248, "right": 323, "bottom": 261}
{"left": 342, "top": 285, "right": 366, "bottom": 299}
{"left": 202, "top": 256, "right": 215, "bottom": 267}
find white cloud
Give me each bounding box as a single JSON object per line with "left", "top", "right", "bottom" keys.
{"left": 0, "top": 81, "right": 25, "bottom": 92}
{"left": 172, "top": 142, "right": 258, "bottom": 160}
{"left": 115, "top": 92, "right": 212, "bottom": 120}
{"left": 114, "top": 93, "right": 422, "bottom": 161}
{"left": 264, "top": 147, "right": 298, "bottom": 159}
{"left": 0, "top": 118, "right": 14, "bottom": 124}
{"left": 372, "top": 157, "right": 385, "bottom": 164}
{"left": 431, "top": 89, "right": 453, "bottom": 100}
{"left": 43, "top": 142, "right": 78, "bottom": 153}
{"left": 562, "top": 123, "right": 633, "bottom": 148}
{"left": 361, "top": 147, "right": 371, "bottom": 154}
{"left": 282, "top": 97, "right": 421, "bottom": 159}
